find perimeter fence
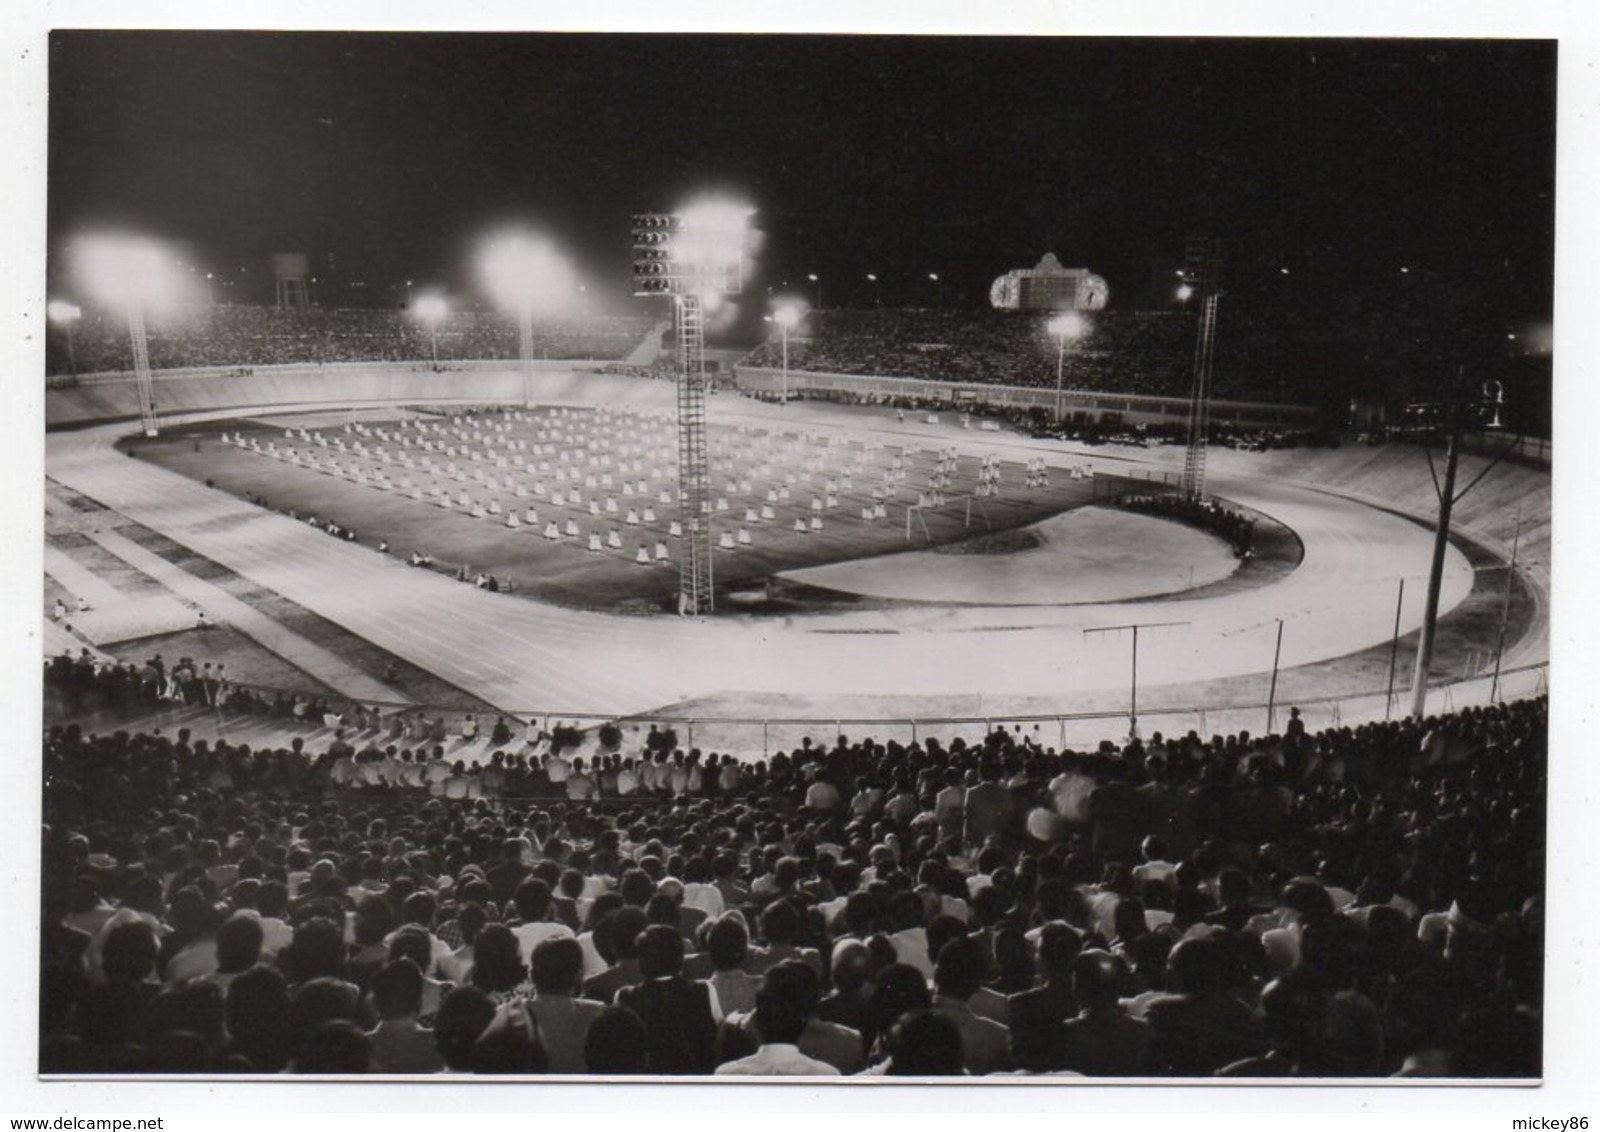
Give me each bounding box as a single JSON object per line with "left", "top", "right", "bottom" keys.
{"left": 68, "top": 659, "right": 1548, "bottom": 761}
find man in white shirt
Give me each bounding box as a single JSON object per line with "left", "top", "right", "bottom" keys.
{"left": 566, "top": 760, "right": 597, "bottom": 801}
{"left": 714, "top": 963, "right": 841, "bottom": 1076}
{"left": 509, "top": 879, "right": 575, "bottom": 964}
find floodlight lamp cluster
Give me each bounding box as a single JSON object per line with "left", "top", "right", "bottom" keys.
{"left": 630, "top": 211, "right": 746, "bottom": 298}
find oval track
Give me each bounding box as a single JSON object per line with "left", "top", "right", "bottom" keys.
{"left": 46, "top": 406, "right": 1475, "bottom": 716}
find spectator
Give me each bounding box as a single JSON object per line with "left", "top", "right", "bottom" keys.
{"left": 366, "top": 958, "right": 445, "bottom": 1074}
{"left": 715, "top": 962, "right": 841, "bottom": 1075}
{"left": 615, "top": 924, "right": 718, "bottom": 1074}
{"left": 526, "top": 937, "right": 604, "bottom": 1074}
{"left": 931, "top": 937, "right": 1012, "bottom": 1075}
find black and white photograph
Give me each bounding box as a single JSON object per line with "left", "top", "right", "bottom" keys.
{"left": 7, "top": 2, "right": 1594, "bottom": 1114}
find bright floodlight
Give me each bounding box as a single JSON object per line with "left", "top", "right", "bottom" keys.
{"left": 1176, "top": 283, "right": 1195, "bottom": 302}
{"left": 772, "top": 304, "right": 802, "bottom": 330}
{"left": 47, "top": 300, "right": 82, "bottom": 325}
{"left": 675, "top": 198, "right": 755, "bottom": 273}
{"left": 413, "top": 293, "right": 449, "bottom": 325}
{"left": 73, "top": 233, "right": 174, "bottom": 310}
{"left": 478, "top": 231, "right": 575, "bottom": 314}
{"left": 71, "top": 232, "right": 168, "bottom": 435}
{"left": 1048, "top": 312, "right": 1087, "bottom": 339}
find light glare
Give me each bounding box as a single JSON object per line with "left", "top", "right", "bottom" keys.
{"left": 412, "top": 293, "right": 449, "bottom": 325}
{"left": 478, "top": 231, "right": 575, "bottom": 314}
{"left": 1048, "top": 312, "right": 1087, "bottom": 339}
{"left": 73, "top": 233, "right": 175, "bottom": 309}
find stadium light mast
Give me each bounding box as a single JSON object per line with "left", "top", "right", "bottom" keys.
{"left": 1047, "top": 311, "right": 1087, "bottom": 420}
{"left": 807, "top": 273, "right": 822, "bottom": 310}
{"left": 74, "top": 234, "right": 172, "bottom": 437}
{"left": 928, "top": 272, "right": 943, "bottom": 311}
{"left": 1179, "top": 239, "right": 1224, "bottom": 502}
{"left": 1405, "top": 371, "right": 1509, "bottom": 719}
{"left": 478, "top": 231, "right": 575, "bottom": 407}
{"left": 771, "top": 303, "right": 802, "bottom": 404}
{"left": 866, "top": 273, "right": 880, "bottom": 307}
{"left": 47, "top": 300, "right": 82, "bottom": 376}
{"left": 631, "top": 201, "right": 752, "bottom": 616}
{"left": 413, "top": 294, "right": 448, "bottom": 369}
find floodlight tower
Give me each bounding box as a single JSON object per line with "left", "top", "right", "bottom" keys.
{"left": 76, "top": 235, "right": 168, "bottom": 437}
{"left": 1179, "top": 238, "right": 1224, "bottom": 501}
{"left": 631, "top": 206, "right": 748, "bottom": 616}
{"left": 1402, "top": 373, "right": 1509, "bottom": 719}
{"left": 1047, "top": 311, "right": 1087, "bottom": 420}
{"left": 478, "top": 232, "right": 574, "bottom": 407}
{"left": 771, "top": 303, "right": 802, "bottom": 403}
{"left": 47, "top": 300, "right": 82, "bottom": 376}
{"left": 413, "top": 294, "right": 448, "bottom": 368}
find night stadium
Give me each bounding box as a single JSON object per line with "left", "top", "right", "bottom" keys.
{"left": 30, "top": 30, "right": 1560, "bottom": 1087}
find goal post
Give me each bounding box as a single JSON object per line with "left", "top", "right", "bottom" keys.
{"left": 903, "top": 492, "right": 990, "bottom": 543}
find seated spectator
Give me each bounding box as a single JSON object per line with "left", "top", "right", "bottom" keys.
{"left": 703, "top": 914, "right": 762, "bottom": 1019}
{"left": 288, "top": 978, "right": 368, "bottom": 1069}
{"left": 224, "top": 965, "right": 292, "bottom": 1073}
{"left": 1008, "top": 922, "right": 1082, "bottom": 1071}
{"left": 584, "top": 1006, "right": 650, "bottom": 1075}
{"left": 816, "top": 939, "right": 873, "bottom": 1035}
{"left": 439, "top": 901, "right": 487, "bottom": 984}
{"left": 715, "top": 962, "right": 841, "bottom": 1076}
{"left": 433, "top": 985, "right": 497, "bottom": 1073}
{"left": 365, "top": 958, "right": 445, "bottom": 1074}
{"left": 879, "top": 1010, "right": 967, "bottom": 1077}
{"left": 582, "top": 907, "right": 648, "bottom": 1005}
{"left": 510, "top": 878, "right": 575, "bottom": 963}
{"left": 1143, "top": 937, "right": 1264, "bottom": 1075}
{"left": 525, "top": 937, "right": 604, "bottom": 1075}
{"left": 467, "top": 924, "right": 528, "bottom": 1006}
{"left": 860, "top": 962, "right": 932, "bottom": 1063}
{"left": 930, "top": 936, "right": 1012, "bottom": 1075}
{"left": 615, "top": 924, "right": 718, "bottom": 1075}
{"left": 470, "top": 1003, "right": 549, "bottom": 1074}
{"left": 1059, "top": 950, "right": 1152, "bottom": 1076}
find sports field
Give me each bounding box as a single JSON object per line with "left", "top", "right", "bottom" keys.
{"left": 124, "top": 405, "right": 1134, "bottom": 612}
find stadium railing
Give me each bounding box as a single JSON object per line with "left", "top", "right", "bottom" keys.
{"left": 61, "top": 659, "right": 1547, "bottom": 760}
{"left": 732, "top": 365, "right": 1321, "bottom": 432}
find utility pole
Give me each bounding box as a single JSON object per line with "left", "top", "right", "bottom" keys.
{"left": 1084, "top": 620, "right": 1189, "bottom": 739}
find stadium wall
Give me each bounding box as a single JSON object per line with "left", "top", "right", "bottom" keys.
{"left": 43, "top": 360, "right": 679, "bottom": 429}
{"left": 732, "top": 364, "right": 1321, "bottom": 430}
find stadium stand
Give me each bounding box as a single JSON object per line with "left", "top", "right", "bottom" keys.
{"left": 736, "top": 308, "right": 1551, "bottom": 434}
{"left": 39, "top": 696, "right": 1545, "bottom": 1077}
{"left": 46, "top": 306, "right": 655, "bottom": 377}
{"left": 740, "top": 309, "right": 1197, "bottom": 399}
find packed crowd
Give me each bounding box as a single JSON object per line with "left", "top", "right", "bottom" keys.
{"left": 38, "top": 693, "right": 1544, "bottom": 1078}
{"left": 47, "top": 306, "right": 654, "bottom": 375}
{"left": 1115, "top": 493, "right": 1258, "bottom": 559}
{"left": 741, "top": 310, "right": 1197, "bottom": 399}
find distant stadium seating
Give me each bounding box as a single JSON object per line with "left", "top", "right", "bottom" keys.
{"left": 47, "top": 305, "right": 655, "bottom": 376}
{"left": 742, "top": 309, "right": 1197, "bottom": 398}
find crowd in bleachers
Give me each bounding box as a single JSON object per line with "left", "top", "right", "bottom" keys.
{"left": 1115, "top": 493, "right": 1258, "bottom": 559}
{"left": 742, "top": 310, "right": 1197, "bottom": 399}
{"left": 47, "top": 306, "right": 654, "bottom": 375}
{"left": 39, "top": 688, "right": 1544, "bottom": 1078}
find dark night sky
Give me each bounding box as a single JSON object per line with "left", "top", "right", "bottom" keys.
{"left": 48, "top": 32, "right": 1555, "bottom": 332}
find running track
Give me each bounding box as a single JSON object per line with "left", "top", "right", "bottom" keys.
{"left": 45, "top": 404, "right": 1476, "bottom": 718}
